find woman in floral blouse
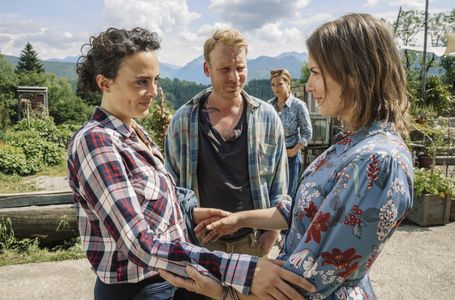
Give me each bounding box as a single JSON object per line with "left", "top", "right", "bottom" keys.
{"left": 160, "top": 13, "right": 413, "bottom": 300}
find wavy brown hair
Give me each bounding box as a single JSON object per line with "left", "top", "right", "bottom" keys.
{"left": 306, "top": 13, "right": 410, "bottom": 138}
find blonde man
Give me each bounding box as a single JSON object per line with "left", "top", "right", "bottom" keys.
{"left": 165, "top": 29, "right": 288, "bottom": 257}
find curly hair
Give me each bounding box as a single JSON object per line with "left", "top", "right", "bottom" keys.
{"left": 77, "top": 27, "right": 161, "bottom": 93}
{"left": 307, "top": 14, "right": 410, "bottom": 138}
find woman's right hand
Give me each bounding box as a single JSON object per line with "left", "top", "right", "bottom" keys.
{"left": 194, "top": 212, "right": 243, "bottom": 243}
{"left": 159, "top": 266, "right": 223, "bottom": 299}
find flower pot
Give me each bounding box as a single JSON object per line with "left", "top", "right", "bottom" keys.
{"left": 450, "top": 197, "right": 455, "bottom": 222}
{"left": 407, "top": 194, "right": 451, "bottom": 226}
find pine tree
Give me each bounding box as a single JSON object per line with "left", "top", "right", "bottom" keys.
{"left": 15, "top": 42, "right": 45, "bottom": 73}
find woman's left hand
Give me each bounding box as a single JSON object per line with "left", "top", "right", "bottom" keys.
{"left": 159, "top": 266, "right": 223, "bottom": 299}
{"left": 287, "top": 144, "right": 303, "bottom": 157}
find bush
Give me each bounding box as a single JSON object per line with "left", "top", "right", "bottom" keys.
{"left": 13, "top": 116, "right": 79, "bottom": 147}
{"left": 414, "top": 168, "right": 455, "bottom": 198}
{"left": 0, "top": 143, "right": 42, "bottom": 175}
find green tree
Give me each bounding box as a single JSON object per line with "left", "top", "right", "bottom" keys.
{"left": 76, "top": 86, "right": 102, "bottom": 107}
{"left": 17, "top": 71, "right": 91, "bottom": 124}
{"left": 0, "top": 53, "right": 19, "bottom": 128}
{"left": 244, "top": 79, "right": 274, "bottom": 100}
{"left": 300, "top": 62, "right": 310, "bottom": 84}
{"left": 15, "top": 42, "right": 45, "bottom": 74}
{"left": 422, "top": 76, "right": 454, "bottom": 114}
{"left": 394, "top": 10, "right": 424, "bottom": 71}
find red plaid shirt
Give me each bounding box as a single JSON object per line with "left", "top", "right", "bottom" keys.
{"left": 67, "top": 107, "right": 257, "bottom": 294}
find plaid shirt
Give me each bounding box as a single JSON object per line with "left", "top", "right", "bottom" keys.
{"left": 165, "top": 88, "right": 290, "bottom": 209}
{"left": 67, "top": 107, "right": 257, "bottom": 294}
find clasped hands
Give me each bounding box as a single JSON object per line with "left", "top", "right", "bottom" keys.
{"left": 159, "top": 207, "right": 316, "bottom": 300}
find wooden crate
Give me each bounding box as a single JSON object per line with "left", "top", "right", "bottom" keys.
{"left": 407, "top": 194, "right": 451, "bottom": 226}
{"left": 450, "top": 197, "right": 455, "bottom": 222}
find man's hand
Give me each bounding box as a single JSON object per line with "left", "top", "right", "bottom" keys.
{"left": 251, "top": 257, "right": 316, "bottom": 299}
{"left": 257, "top": 230, "right": 280, "bottom": 253}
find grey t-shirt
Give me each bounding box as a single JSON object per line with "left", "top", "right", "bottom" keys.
{"left": 197, "top": 95, "right": 253, "bottom": 240}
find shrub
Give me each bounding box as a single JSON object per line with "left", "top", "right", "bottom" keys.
{"left": 414, "top": 168, "right": 455, "bottom": 198}
{"left": 0, "top": 143, "right": 42, "bottom": 175}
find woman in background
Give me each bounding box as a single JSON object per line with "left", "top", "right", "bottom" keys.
{"left": 269, "top": 69, "right": 312, "bottom": 197}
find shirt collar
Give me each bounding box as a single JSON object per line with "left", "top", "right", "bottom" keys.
{"left": 334, "top": 121, "right": 394, "bottom": 156}
{"left": 271, "top": 94, "right": 293, "bottom": 109}
{"left": 187, "top": 87, "right": 260, "bottom": 110}
{"left": 91, "top": 106, "right": 134, "bottom": 138}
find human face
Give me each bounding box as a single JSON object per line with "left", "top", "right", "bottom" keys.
{"left": 99, "top": 51, "right": 159, "bottom": 126}
{"left": 271, "top": 76, "right": 290, "bottom": 101}
{"left": 306, "top": 55, "right": 345, "bottom": 119}
{"left": 204, "top": 43, "right": 247, "bottom": 101}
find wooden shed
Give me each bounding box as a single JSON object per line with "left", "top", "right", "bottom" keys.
{"left": 17, "top": 86, "right": 48, "bottom": 119}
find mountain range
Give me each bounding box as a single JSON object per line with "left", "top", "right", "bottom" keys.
{"left": 3, "top": 51, "right": 307, "bottom": 84}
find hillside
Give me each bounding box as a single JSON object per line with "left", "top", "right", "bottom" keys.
{"left": 4, "top": 55, "right": 77, "bottom": 81}
{"left": 3, "top": 51, "right": 307, "bottom": 84}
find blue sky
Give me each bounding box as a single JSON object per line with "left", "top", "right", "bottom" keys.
{"left": 0, "top": 0, "right": 453, "bottom": 66}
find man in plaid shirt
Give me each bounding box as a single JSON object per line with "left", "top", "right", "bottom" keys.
{"left": 165, "top": 29, "right": 289, "bottom": 258}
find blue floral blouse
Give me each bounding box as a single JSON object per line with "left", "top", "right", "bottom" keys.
{"left": 269, "top": 94, "right": 312, "bottom": 147}
{"left": 277, "top": 121, "right": 413, "bottom": 300}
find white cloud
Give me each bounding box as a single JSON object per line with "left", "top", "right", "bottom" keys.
{"left": 386, "top": 0, "right": 425, "bottom": 9}
{"left": 0, "top": 15, "right": 88, "bottom": 60}
{"left": 247, "top": 23, "right": 307, "bottom": 58}
{"left": 293, "top": 13, "right": 332, "bottom": 26}
{"left": 209, "top": 0, "right": 311, "bottom": 30}
{"left": 101, "top": 0, "right": 201, "bottom": 65}
{"left": 364, "top": 0, "right": 379, "bottom": 7}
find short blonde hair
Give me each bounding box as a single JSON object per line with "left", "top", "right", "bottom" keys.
{"left": 270, "top": 69, "right": 292, "bottom": 86}
{"left": 203, "top": 29, "right": 248, "bottom": 63}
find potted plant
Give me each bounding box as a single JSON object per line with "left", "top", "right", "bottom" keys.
{"left": 407, "top": 168, "right": 455, "bottom": 226}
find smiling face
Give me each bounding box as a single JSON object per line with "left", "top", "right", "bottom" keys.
{"left": 306, "top": 55, "right": 349, "bottom": 121}
{"left": 271, "top": 76, "right": 290, "bottom": 100}
{"left": 204, "top": 43, "right": 247, "bottom": 101}
{"left": 98, "top": 51, "right": 160, "bottom": 126}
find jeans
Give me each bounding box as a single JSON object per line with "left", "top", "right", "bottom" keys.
{"left": 201, "top": 230, "right": 270, "bottom": 257}
{"left": 94, "top": 277, "right": 176, "bottom": 300}
{"left": 287, "top": 151, "right": 302, "bottom": 199}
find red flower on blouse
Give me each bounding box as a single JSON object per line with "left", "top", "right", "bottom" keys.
{"left": 321, "top": 248, "right": 361, "bottom": 278}
{"left": 304, "top": 201, "right": 318, "bottom": 220}
{"left": 305, "top": 211, "right": 330, "bottom": 243}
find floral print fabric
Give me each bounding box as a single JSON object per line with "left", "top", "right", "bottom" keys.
{"left": 277, "top": 121, "right": 413, "bottom": 299}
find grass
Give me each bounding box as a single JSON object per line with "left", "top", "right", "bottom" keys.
{"left": 0, "top": 218, "right": 85, "bottom": 267}
{"left": 0, "top": 163, "right": 67, "bottom": 194}
{"left": 0, "top": 238, "right": 85, "bottom": 267}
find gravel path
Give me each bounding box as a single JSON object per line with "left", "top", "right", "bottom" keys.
{"left": 0, "top": 221, "right": 454, "bottom": 299}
